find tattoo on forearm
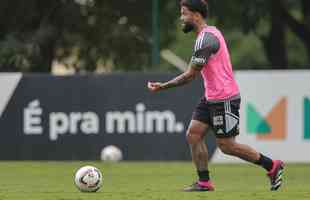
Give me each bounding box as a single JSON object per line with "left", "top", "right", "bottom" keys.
{"left": 161, "top": 71, "right": 195, "bottom": 89}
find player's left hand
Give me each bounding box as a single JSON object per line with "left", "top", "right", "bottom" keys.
{"left": 147, "top": 81, "right": 163, "bottom": 92}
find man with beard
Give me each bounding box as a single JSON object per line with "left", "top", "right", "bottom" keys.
{"left": 147, "top": 0, "right": 284, "bottom": 192}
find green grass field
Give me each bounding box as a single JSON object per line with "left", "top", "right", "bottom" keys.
{"left": 0, "top": 162, "right": 309, "bottom": 200}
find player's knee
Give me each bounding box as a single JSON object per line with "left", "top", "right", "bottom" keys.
{"left": 186, "top": 131, "right": 202, "bottom": 145}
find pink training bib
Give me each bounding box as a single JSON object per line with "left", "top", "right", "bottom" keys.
{"left": 197, "top": 26, "right": 240, "bottom": 100}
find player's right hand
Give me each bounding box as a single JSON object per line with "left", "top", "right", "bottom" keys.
{"left": 147, "top": 81, "right": 163, "bottom": 92}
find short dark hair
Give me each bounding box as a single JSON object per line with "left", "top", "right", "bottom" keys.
{"left": 180, "top": 0, "right": 208, "bottom": 19}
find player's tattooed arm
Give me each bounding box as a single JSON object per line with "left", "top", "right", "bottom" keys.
{"left": 160, "top": 64, "right": 202, "bottom": 89}
{"left": 148, "top": 32, "right": 220, "bottom": 92}
{"left": 147, "top": 64, "right": 202, "bottom": 92}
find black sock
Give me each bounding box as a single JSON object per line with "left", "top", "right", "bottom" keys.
{"left": 198, "top": 170, "right": 210, "bottom": 181}
{"left": 255, "top": 154, "right": 273, "bottom": 171}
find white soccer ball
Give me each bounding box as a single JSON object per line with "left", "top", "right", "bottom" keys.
{"left": 101, "top": 145, "right": 123, "bottom": 162}
{"left": 74, "top": 166, "right": 103, "bottom": 192}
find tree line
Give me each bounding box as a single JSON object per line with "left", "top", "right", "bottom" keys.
{"left": 0, "top": 0, "right": 309, "bottom": 73}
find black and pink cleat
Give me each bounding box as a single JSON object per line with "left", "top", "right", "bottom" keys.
{"left": 183, "top": 181, "right": 215, "bottom": 192}
{"left": 267, "top": 160, "right": 284, "bottom": 191}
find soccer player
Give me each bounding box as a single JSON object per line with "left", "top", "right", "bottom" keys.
{"left": 147, "top": 0, "right": 284, "bottom": 192}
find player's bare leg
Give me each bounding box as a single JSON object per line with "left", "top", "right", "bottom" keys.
{"left": 216, "top": 137, "right": 284, "bottom": 191}
{"left": 190, "top": 140, "right": 209, "bottom": 171}
{"left": 187, "top": 120, "right": 209, "bottom": 171}
{"left": 184, "top": 120, "right": 214, "bottom": 192}
{"left": 216, "top": 137, "right": 260, "bottom": 162}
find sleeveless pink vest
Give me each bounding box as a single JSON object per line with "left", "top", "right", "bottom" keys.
{"left": 197, "top": 26, "right": 240, "bottom": 100}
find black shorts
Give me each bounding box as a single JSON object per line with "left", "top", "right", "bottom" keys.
{"left": 192, "top": 97, "right": 241, "bottom": 138}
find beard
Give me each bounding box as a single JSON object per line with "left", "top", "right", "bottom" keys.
{"left": 182, "top": 21, "right": 195, "bottom": 33}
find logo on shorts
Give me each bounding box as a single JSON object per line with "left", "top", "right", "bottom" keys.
{"left": 246, "top": 97, "right": 287, "bottom": 141}
{"left": 213, "top": 115, "right": 224, "bottom": 126}
{"left": 217, "top": 129, "right": 224, "bottom": 134}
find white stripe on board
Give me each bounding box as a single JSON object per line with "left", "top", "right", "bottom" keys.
{"left": 0, "top": 73, "right": 22, "bottom": 118}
